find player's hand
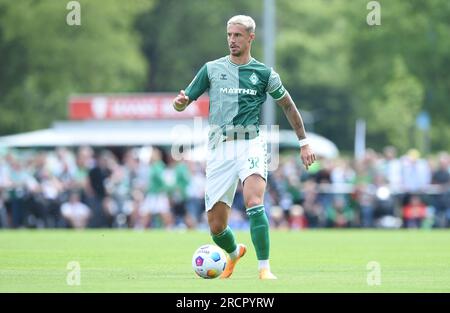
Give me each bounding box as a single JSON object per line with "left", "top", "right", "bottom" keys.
{"left": 300, "top": 145, "right": 316, "bottom": 170}
{"left": 173, "top": 90, "right": 190, "bottom": 111}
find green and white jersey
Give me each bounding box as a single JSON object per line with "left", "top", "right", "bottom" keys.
{"left": 185, "top": 56, "right": 286, "bottom": 144}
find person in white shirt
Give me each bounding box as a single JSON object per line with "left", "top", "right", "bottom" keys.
{"left": 61, "top": 192, "right": 91, "bottom": 229}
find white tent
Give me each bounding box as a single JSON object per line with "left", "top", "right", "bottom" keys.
{"left": 0, "top": 120, "right": 205, "bottom": 147}
{"left": 276, "top": 130, "right": 339, "bottom": 158}
{"left": 0, "top": 120, "right": 339, "bottom": 158}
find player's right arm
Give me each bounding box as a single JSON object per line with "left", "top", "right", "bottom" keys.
{"left": 173, "top": 64, "right": 210, "bottom": 112}
{"left": 173, "top": 90, "right": 190, "bottom": 111}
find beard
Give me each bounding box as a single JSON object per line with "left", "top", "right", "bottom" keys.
{"left": 230, "top": 48, "right": 242, "bottom": 56}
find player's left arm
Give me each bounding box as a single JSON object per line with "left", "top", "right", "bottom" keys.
{"left": 277, "top": 92, "right": 316, "bottom": 170}
{"left": 267, "top": 68, "right": 316, "bottom": 170}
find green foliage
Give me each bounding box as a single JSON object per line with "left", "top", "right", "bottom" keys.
{"left": 276, "top": 0, "right": 354, "bottom": 150}
{"left": 135, "top": 0, "right": 261, "bottom": 92}
{"left": 347, "top": 0, "right": 450, "bottom": 153}
{"left": 0, "top": 0, "right": 151, "bottom": 135}
{"left": 0, "top": 0, "right": 449, "bottom": 153}
{"left": 368, "top": 57, "right": 424, "bottom": 153}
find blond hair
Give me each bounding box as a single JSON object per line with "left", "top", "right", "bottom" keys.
{"left": 227, "top": 15, "right": 256, "bottom": 33}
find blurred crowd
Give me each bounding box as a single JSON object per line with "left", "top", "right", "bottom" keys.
{"left": 0, "top": 146, "right": 449, "bottom": 230}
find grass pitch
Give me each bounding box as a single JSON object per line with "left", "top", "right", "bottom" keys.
{"left": 0, "top": 229, "right": 449, "bottom": 292}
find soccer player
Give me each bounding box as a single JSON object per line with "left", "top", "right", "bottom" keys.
{"left": 173, "top": 15, "right": 315, "bottom": 279}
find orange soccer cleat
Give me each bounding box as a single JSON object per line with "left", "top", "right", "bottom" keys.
{"left": 259, "top": 268, "right": 278, "bottom": 280}
{"left": 220, "top": 244, "right": 247, "bottom": 279}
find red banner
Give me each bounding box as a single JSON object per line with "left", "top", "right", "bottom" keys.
{"left": 68, "top": 94, "right": 209, "bottom": 120}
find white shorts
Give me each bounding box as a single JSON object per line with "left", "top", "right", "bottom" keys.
{"left": 141, "top": 194, "right": 170, "bottom": 215}
{"left": 204, "top": 135, "right": 267, "bottom": 212}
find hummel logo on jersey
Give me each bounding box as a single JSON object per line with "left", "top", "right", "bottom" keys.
{"left": 220, "top": 74, "right": 227, "bottom": 80}
{"left": 220, "top": 87, "right": 257, "bottom": 95}
{"left": 249, "top": 73, "right": 259, "bottom": 85}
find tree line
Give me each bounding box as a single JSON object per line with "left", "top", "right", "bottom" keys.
{"left": 0, "top": 0, "right": 448, "bottom": 153}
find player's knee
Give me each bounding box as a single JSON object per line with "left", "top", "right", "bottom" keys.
{"left": 245, "top": 197, "right": 263, "bottom": 209}
{"left": 209, "top": 222, "right": 226, "bottom": 235}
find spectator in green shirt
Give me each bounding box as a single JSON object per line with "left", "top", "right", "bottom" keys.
{"left": 141, "top": 148, "right": 172, "bottom": 229}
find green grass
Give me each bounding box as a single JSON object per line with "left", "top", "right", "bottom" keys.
{"left": 0, "top": 229, "right": 449, "bottom": 292}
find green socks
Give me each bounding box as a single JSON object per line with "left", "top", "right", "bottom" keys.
{"left": 246, "top": 205, "right": 270, "bottom": 260}
{"left": 212, "top": 226, "right": 237, "bottom": 254}
{"left": 211, "top": 205, "right": 270, "bottom": 261}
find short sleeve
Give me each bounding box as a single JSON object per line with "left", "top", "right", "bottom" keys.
{"left": 266, "top": 68, "right": 287, "bottom": 100}
{"left": 185, "top": 64, "right": 210, "bottom": 101}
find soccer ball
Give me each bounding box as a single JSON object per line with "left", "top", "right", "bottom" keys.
{"left": 192, "top": 244, "right": 227, "bottom": 279}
